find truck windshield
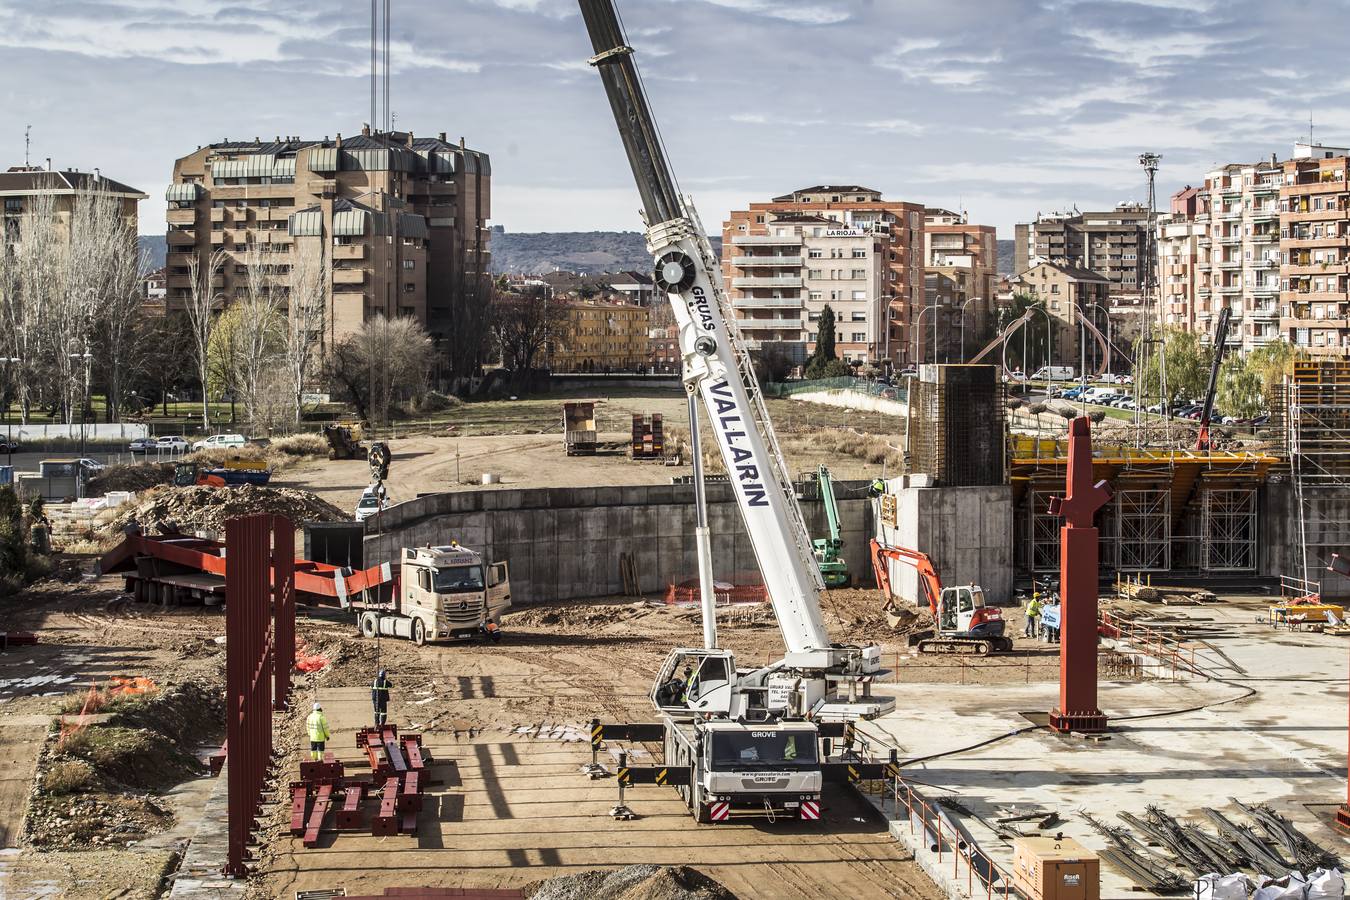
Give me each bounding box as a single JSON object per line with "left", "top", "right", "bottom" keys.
{"left": 710, "top": 731, "right": 818, "bottom": 769}
{"left": 434, "top": 565, "right": 483, "bottom": 593}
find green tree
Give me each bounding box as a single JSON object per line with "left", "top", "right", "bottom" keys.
{"left": 811, "top": 304, "right": 838, "bottom": 368}
{"left": 1245, "top": 339, "right": 1299, "bottom": 411}
{"left": 1135, "top": 327, "right": 1210, "bottom": 407}
{"left": 1217, "top": 354, "right": 1264, "bottom": 420}
{"left": 805, "top": 357, "right": 852, "bottom": 379}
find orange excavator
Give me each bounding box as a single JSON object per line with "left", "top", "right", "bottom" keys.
{"left": 869, "top": 539, "right": 1012, "bottom": 655}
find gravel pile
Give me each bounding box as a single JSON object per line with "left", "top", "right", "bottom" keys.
{"left": 106, "top": 484, "right": 347, "bottom": 536}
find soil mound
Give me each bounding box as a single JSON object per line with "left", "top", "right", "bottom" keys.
{"left": 106, "top": 484, "right": 347, "bottom": 535}
{"left": 529, "top": 865, "right": 735, "bottom": 900}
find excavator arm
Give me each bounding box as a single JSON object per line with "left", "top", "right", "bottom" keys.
{"left": 869, "top": 538, "right": 942, "bottom": 620}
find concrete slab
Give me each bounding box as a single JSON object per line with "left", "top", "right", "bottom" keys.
{"left": 855, "top": 598, "right": 1350, "bottom": 898}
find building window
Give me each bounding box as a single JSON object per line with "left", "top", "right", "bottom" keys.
{"left": 851, "top": 332, "right": 866, "bottom": 342}
{"left": 1050, "top": 284, "right": 1060, "bottom": 294}
{"left": 851, "top": 312, "right": 866, "bottom": 321}
{"left": 402, "top": 259, "right": 415, "bottom": 269}
{"left": 808, "top": 291, "right": 822, "bottom": 301}
{"left": 851, "top": 290, "right": 865, "bottom": 300}
{"left": 808, "top": 249, "right": 822, "bottom": 259}
{"left": 852, "top": 249, "right": 866, "bottom": 258}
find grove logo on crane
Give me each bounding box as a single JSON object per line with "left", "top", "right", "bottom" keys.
{"left": 709, "top": 380, "right": 768, "bottom": 507}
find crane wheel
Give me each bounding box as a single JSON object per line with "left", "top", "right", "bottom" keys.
{"left": 412, "top": 618, "right": 427, "bottom": 646}
{"left": 328, "top": 449, "right": 337, "bottom": 460}
{"left": 695, "top": 802, "right": 711, "bottom": 824}
{"left": 360, "top": 613, "right": 377, "bottom": 638}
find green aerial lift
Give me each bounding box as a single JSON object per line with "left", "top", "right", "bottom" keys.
{"left": 812, "top": 466, "right": 850, "bottom": 588}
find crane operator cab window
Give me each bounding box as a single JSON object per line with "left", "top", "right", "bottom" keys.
{"left": 654, "top": 652, "right": 734, "bottom": 715}
{"left": 710, "top": 729, "right": 818, "bottom": 771}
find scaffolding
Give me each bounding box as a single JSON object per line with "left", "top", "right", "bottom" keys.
{"left": 1110, "top": 487, "right": 1171, "bottom": 571}
{"left": 1200, "top": 486, "right": 1258, "bottom": 571}
{"left": 1276, "top": 360, "right": 1350, "bottom": 485}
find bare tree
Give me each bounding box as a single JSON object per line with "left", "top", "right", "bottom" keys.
{"left": 233, "top": 244, "right": 287, "bottom": 433}
{"left": 489, "top": 286, "right": 563, "bottom": 374}
{"left": 3, "top": 187, "right": 63, "bottom": 423}
{"left": 285, "top": 240, "right": 329, "bottom": 427}
{"left": 184, "top": 248, "right": 227, "bottom": 429}
{"left": 325, "top": 315, "right": 434, "bottom": 425}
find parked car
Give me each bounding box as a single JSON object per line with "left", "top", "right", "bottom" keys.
{"left": 354, "top": 487, "right": 389, "bottom": 522}
{"left": 1031, "top": 365, "right": 1076, "bottom": 382}
{"left": 156, "top": 436, "right": 190, "bottom": 452}
{"left": 897, "top": 368, "right": 918, "bottom": 379}
{"left": 192, "top": 433, "right": 248, "bottom": 452}
{"left": 129, "top": 437, "right": 156, "bottom": 453}
{"left": 1062, "top": 386, "right": 1089, "bottom": 400}
{"left": 1251, "top": 414, "right": 1270, "bottom": 426}
{"left": 0, "top": 437, "right": 19, "bottom": 453}
{"left": 73, "top": 458, "right": 105, "bottom": 473}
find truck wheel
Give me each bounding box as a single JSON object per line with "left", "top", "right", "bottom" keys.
{"left": 412, "top": 618, "right": 426, "bottom": 646}
{"left": 360, "top": 614, "right": 377, "bottom": 639}
{"left": 695, "top": 802, "right": 711, "bottom": 824}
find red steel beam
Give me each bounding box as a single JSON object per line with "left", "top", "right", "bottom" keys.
{"left": 273, "top": 517, "right": 295, "bottom": 709}
{"left": 337, "top": 783, "right": 366, "bottom": 830}
{"left": 303, "top": 782, "right": 334, "bottom": 848}
{"left": 1047, "top": 417, "right": 1112, "bottom": 734}
{"left": 289, "top": 783, "right": 308, "bottom": 837}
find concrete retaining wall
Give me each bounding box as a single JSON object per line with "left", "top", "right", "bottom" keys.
{"left": 874, "top": 482, "right": 1015, "bottom": 606}
{"left": 790, "top": 390, "right": 908, "bottom": 417}
{"left": 364, "top": 480, "right": 875, "bottom": 605}
{"left": 1261, "top": 481, "right": 1350, "bottom": 599}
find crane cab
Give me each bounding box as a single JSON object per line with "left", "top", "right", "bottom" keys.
{"left": 651, "top": 648, "right": 737, "bottom": 717}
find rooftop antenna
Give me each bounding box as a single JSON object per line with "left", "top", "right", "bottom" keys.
{"left": 24, "top": 124, "right": 30, "bottom": 167}
{"left": 370, "top": 0, "right": 376, "bottom": 130}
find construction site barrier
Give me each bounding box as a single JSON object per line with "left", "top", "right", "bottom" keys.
{"left": 664, "top": 582, "right": 768, "bottom": 606}
{"left": 1099, "top": 609, "right": 1201, "bottom": 680}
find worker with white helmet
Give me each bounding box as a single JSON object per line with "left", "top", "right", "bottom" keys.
{"left": 305, "top": 701, "right": 332, "bottom": 762}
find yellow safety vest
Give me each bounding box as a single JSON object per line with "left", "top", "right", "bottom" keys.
{"left": 306, "top": 710, "right": 331, "bottom": 742}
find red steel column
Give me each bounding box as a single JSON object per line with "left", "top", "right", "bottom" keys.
{"left": 1332, "top": 554, "right": 1350, "bottom": 831}
{"left": 225, "top": 514, "right": 274, "bottom": 877}
{"left": 1048, "top": 417, "right": 1112, "bottom": 734}
{"left": 272, "top": 516, "right": 295, "bottom": 711}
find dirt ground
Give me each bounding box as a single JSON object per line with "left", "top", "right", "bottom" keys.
{"left": 276, "top": 393, "right": 906, "bottom": 513}
{"left": 0, "top": 562, "right": 1074, "bottom": 899}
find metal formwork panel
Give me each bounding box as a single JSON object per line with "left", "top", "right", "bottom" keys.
{"left": 1027, "top": 488, "right": 1061, "bottom": 573}
{"left": 1201, "top": 487, "right": 1258, "bottom": 571}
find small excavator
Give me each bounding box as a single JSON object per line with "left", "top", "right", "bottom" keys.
{"left": 869, "top": 539, "right": 1012, "bottom": 655}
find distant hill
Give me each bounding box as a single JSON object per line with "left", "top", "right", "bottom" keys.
{"left": 997, "top": 239, "right": 1014, "bottom": 276}
{"left": 490, "top": 230, "right": 720, "bottom": 275}
{"left": 139, "top": 235, "right": 166, "bottom": 272}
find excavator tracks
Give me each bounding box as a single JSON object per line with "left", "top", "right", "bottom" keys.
{"left": 916, "top": 637, "right": 1013, "bottom": 656}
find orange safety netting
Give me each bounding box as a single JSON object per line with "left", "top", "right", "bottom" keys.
{"left": 58, "top": 676, "right": 160, "bottom": 747}
{"left": 665, "top": 579, "right": 768, "bottom": 606}
{"left": 293, "top": 636, "right": 329, "bottom": 673}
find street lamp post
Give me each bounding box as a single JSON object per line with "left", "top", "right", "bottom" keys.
{"left": 958, "top": 297, "right": 983, "bottom": 362}
{"left": 0, "top": 358, "right": 18, "bottom": 468}
{"left": 1086, "top": 302, "right": 1111, "bottom": 375}
{"left": 912, "top": 305, "right": 938, "bottom": 369}
{"left": 1027, "top": 305, "right": 1054, "bottom": 397}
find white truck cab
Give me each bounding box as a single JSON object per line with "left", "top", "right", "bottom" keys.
{"left": 357, "top": 543, "right": 510, "bottom": 644}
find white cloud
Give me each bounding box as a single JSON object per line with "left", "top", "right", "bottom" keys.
{"left": 692, "top": 0, "right": 850, "bottom": 25}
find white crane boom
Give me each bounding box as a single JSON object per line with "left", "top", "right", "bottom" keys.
{"left": 578, "top": 0, "right": 831, "bottom": 658}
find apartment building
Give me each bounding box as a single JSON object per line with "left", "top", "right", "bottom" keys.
{"left": 1280, "top": 143, "right": 1350, "bottom": 357}
{"left": 166, "top": 127, "right": 490, "bottom": 352}
{"left": 1014, "top": 204, "right": 1149, "bottom": 301}
{"left": 550, "top": 299, "right": 649, "bottom": 373}
{"left": 923, "top": 208, "right": 998, "bottom": 361}
{"left": 1008, "top": 261, "right": 1111, "bottom": 368}
{"left": 722, "top": 185, "right": 925, "bottom": 369}
{"left": 0, "top": 166, "right": 145, "bottom": 244}
{"left": 1158, "top": 186, "right": 1208, "bottom": 335}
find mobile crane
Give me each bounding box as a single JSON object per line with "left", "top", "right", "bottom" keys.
{"left": 579, "top": 0, "right": 892, "bottom": 823}
{"left": 1195, "top": 305, "right": 1233, "bottom": 452}
{"left": 869, "top": 539, "right": 1011, "bottom": 655}
{"left": 812, "top": 466, "right": 850, "bottom": 587}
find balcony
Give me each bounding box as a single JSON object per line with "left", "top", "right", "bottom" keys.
{"left": 731, "top": 234, "right": 803, "bottom": 247}
{"left": 1252, "top": 182, "right": 1280, "bottom": 195}
{"left": 333, "top": 268, "right": 365, "bottom": 285}
{"left": 731, "top": 255, "right": 802, "bottom": 267}
{"left": 166, "top": 230, "right": 195, "bottom": 247}
{"left": 1251, "top": 208, "right": 1278, "bottom": 222}
{"left": 1217, "top": 259, "right": 1242, "bottom": 268}
{"left": 1252, "top": 231, "right": 1280, "bottom": 244}
{"left": 1217, "top": 234, "right": 1242, "bottom": 245}
{"left": 739, "top": 316, "right": 804, "bottom": 330}
{"left": 166, "top": 208, "right": 196, "bottom": 226}
{"left": 1218, "top": 284, "right": 1242, "bottom": 294}
{"left": 731, "top": 276, "right": 803, "bottom": 289}
{"left": 734, "top": 297, "right": 802, "bottom": 308}
{"left": 1250, "top": 304, "right": 1279, "bottom": 319}
{"left": 166, "top": 252, "right": 194, "bottom": 268}
{"left": 333, "top": 244, "right": 365, "bottom": 260}
{"left": 210, "top": 207, "right": 225, "bottom": 223}
{"left": 1219, "top": 208, "right": 1243, "bottom": 220}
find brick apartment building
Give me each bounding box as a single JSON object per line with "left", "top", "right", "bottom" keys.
{"left": 549, "top": 299, "right": 650, "bottom": 373}
{"left": 923, "top": 207, "right": 998, "bottom": 362}
{"left": 1159, "top": 142, "right": 1350, "bottom": 357}
{"left": 165, "top": 127, "right": 490, "bottom": 353}
{"left": 722, "top": 185, "right": 925, "bottom": 370}
{"left": 1014, "top": 204, "right": 1150, "bottom": 302}
{"left": 0, "top": 166, "right": 145, "bottom": 245}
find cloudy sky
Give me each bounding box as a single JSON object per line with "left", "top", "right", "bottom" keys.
{"left": 0, "top": 0, "right": 1343, "bottom": 238}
